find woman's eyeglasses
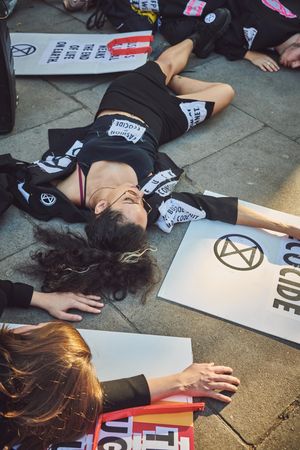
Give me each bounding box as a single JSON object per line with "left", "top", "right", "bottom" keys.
{"left": 93, "top": 186, "right": 152, "bottom": 215}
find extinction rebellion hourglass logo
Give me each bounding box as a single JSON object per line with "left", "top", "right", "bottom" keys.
{"left": 214, "top": 234, "right": 264, "bottom": 271}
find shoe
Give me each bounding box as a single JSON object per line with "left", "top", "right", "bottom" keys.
{"left": 63, "top": 0, "right": 96, "bottom": 12}
{"left": 190, "top": 8, "right": 231, "bottom": 58}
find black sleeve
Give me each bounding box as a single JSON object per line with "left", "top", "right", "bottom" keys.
{"left": 0, "top": 280, "right": 33, "bottom": 317}
{"left": 214, "top": 20, "right": 249, "bottom": 61}
{"left": 172, "top": 192, "right": 238, "bottom": 224}
{"left": 102, "top": 375, "right": 151, "bottom": 413}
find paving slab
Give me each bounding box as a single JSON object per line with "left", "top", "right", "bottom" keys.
{"left": 190, "top": 58, "right": 300, "bottom": 140}
{"left": 195, "top": 408, "right": 248, "bottom": 450}
{"left": 48, "top": 72, "right": 114, "bottom": 95}
{"left": 73, "top": 78, "right": 117, "bottom": 114}
{"left": 161, "top": 105, "right": 263, "bottom": 167}
{"left": 0, "top": 207, "right": 35, "bottom": 261}
{"left": 9, "top": 77, "right": 81, "bottom": 135}
{"left": 0, "top": 109, "right": 94, "bottom": 161}
{"left": 186, "top": 127, "right": 300, "bottom": 214}
{"left": 8, "top": 0, "right": 73, "bottom": 33}
{"left": 199, "top": 321, "right": 300, "bottom": 443}
{"left": 257, "top": 398, "right": 300, "bottom": 450}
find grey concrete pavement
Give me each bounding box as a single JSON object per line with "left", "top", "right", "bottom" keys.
{"left": 1, "top": 1, "right": 300, "bottom": 449}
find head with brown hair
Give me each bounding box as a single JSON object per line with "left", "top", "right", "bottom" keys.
{"left": 0, "top": 322, "right": 102, "bottom": 450}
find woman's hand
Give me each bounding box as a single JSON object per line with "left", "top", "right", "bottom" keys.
{"left": 244, "top": 50, "right": 280, "bottom": 72}
{"left": 236, "top": 203, "right": 300, "bottom": 240}
{"left": 147, "top": 362, "right": 240, "bottom": 404}
{"left": 176, "top": 363, "right": 240, "bottom": 403}
{"left": 30, "top": 291, "right": 104, "bottom": 321}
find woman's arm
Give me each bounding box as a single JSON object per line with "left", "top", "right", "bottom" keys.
{"left": 102, "top": 363, "right": 240, "bottom": 412}
{"left": 0, "top": 279, "right": 33, "bottom": 317}
{"left": 0, "top": 279, "right": 103, "bottom": 321}
{"left": 30, "top": 291, "right": 104, "bottom": 321}
{"left": 236, "top": 203, "right": 300, "bottom": 240}
{"left": 147, "top": 362, "right": 240, "bottom": 403}
{"left": 243, "top": 50, "right": 280, "bottom": 72}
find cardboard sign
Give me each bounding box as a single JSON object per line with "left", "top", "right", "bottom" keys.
{"left": 6, "top": 328, "right": 197, "bottom": 449}
{"left": 158, "top": 192, "right": 300, "bottom": 344}
{"left": 10, "top": 31, "right": 153, "bottom": 75}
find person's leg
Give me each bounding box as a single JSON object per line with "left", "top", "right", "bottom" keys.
{"left": 169, "top": 74, "right": 234, "bottom": 116}
{"left": 155, "top": 8, "right": 231, "bottom": 83}
{"left": 155, "top": 39, "right": 194, "bottom": 85}
{"left": 169, "top": 75, "right": 221, "bottom": 95}
{"left": 178, "top": 84, "right": 234, "bottom": 116}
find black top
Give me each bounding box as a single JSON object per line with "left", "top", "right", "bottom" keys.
{"left": 0, "top": 279, "right": 33, "bottom": 317}
{"left": 78, "top": 115, "right": 158, "bottom": 181}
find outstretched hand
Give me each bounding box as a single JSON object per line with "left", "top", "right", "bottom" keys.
{"left": 244, "top": 50, "right": 280, "bottom": 72}
{"left": 30, "top": 291, "right": 104, "bottom": 321}
{"left": 178, "top": 363, "right": 240, "bottom": 403}
{"left": 148, "top": 362, "right": 240, "bottom": 404}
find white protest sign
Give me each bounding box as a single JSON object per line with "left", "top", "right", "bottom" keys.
{"left": 10, "top": 31, "right": 152, "bottom": 75}
{"left": 158, "top": 192, "right": 300, "bottom": 344}
{"left": 7, "top": 327, "right": 193, "bottom": 450}
{"left": 79, "top": 329, "right": 192, "bottom": 382}
{"left": 4, "top": 325, "right": 192, "bottom": 381}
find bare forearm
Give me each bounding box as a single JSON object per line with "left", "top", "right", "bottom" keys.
{"left": 146, "top": 363, "right": 240, "bottom": 404}
{"left": 236, "top": 203, "right": 300, "bottom": 239}
{"left": 244, "top": 50, "right": 280, "bottom": 71}
{"left": 147, "top": 374, "right": 182, "bottom": 402}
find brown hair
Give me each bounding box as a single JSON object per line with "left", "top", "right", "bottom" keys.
{"left": 0, "top": 322, "right": 102, "bottom": 450}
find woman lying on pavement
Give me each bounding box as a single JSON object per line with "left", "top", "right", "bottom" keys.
{"left": 0, "top": 278, "right": 103, "bottom": 321}
{"left": 0, "top": 321, "right": 240, "bottom": 449}
{"left": 1, "top": 18, "right": 299, "bottom": 302}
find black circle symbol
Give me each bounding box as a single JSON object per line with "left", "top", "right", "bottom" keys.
{"left": 214, "top": 234, "right": 264, "bottom": 271}
{"left": 11, "top": 44, "right": 36, "bottom": 57}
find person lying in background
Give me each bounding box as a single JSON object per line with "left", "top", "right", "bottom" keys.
{"left": 0, "top": 278, "right": 103, "bottom": 321}
{"left": 0, "top": 322, "right": 240, "bottom": 449}
{"left": 125, "top": 0, "right": 300, "bottom": 71}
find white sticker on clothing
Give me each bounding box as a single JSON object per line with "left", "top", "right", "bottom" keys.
{"left": 33, "top": 140, "right": 83, "bottom": 174}
{"left": 179, "top": 101, "right": 208, "bottom": 131}
{"left": 17, "top": 181, "right": 30, "bottom": 203}
{"left": 183, "top": 0, "right": 206, "bottom": 17}
{"left": 141, "top": 169, "right": 178, "bottom": 195}
{"left": 243, "top": 27, "right": 258, "bottom": 49}
{"left": 156, "top": 198, "right": 206, "bottom": 233}
{"left": 130, "top": 0, "right": 159, "bottom": 12}
{"left": 204, "top": 12, "right": 216, "bottom": 23}
{"left": 107, "top": 119, "right": 146, "bottom": 143}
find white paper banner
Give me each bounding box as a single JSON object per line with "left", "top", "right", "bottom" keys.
{"left": 10, "top": 31, "right": 152, "bottom": 75}
{"left": 159, "top": 192, "right": 300, "bottom": 344}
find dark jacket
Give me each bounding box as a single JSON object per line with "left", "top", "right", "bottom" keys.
{"left": 0, "top": 124, "right": 238, "bottom": 230}
{"left": 0, "top": 279, "right": 33, "bottom": 317}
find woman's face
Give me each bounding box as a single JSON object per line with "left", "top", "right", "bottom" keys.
{"left": 95, "top": 184, "right": 148, "bottom": 229}
{"left": 12, "top": 322, "right": 50, "bottom": 334}
{"left": 280, "top": 36, "right": 300, "bottom": 69}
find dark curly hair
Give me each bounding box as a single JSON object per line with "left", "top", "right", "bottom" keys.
{"left": 32, "top": 209, "right": 159, "bottom": 302}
